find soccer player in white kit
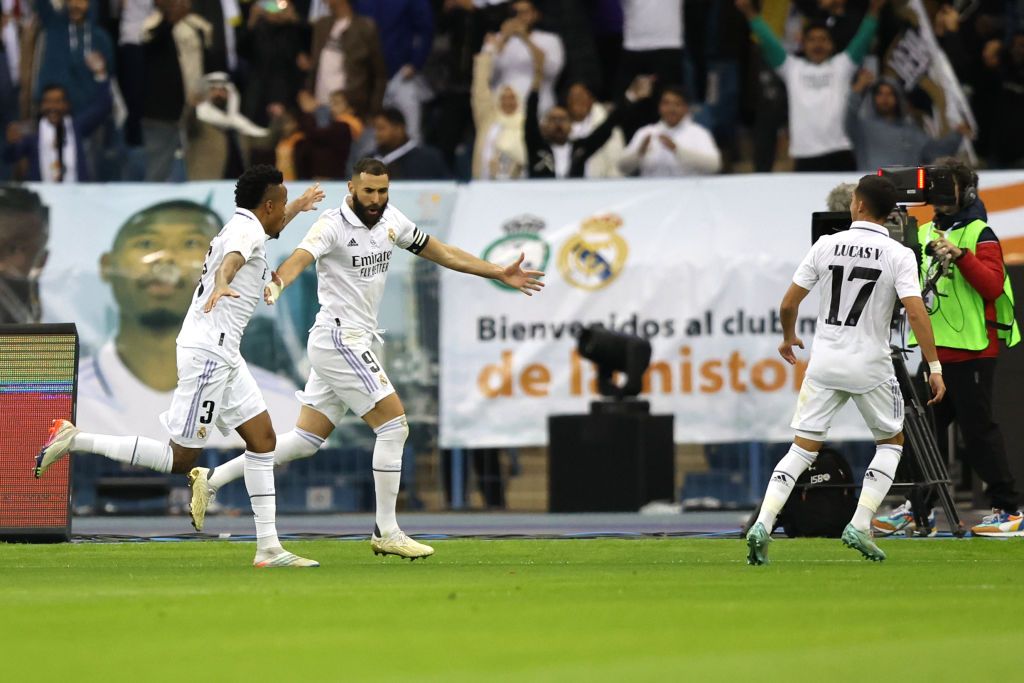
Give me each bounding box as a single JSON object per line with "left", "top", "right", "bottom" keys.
{"left": 35, "top": 166, "right": 326, "bottom": 568}
{"left": 187, "top": 157, "right": 546, "bottom": 559}
{"left": 746, "top": 175, "right": 946, "bottom": 565}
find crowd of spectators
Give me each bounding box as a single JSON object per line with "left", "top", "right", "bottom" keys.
{"left": 2, "top": 0, "right": 1022, "bottom": 183}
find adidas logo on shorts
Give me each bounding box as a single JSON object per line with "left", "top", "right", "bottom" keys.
{"left": 347, "top": 238, "right": 359, "bottom": 247}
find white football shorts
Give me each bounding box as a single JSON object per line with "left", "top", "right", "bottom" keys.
{"left": 790, "top": 376, "right": 904, "bottom": 441}
{"left": 296, "top": 326, "right": 396, "bottom": 423}
{"left": 160, "top": 346, "right": 268, "bottom": 448}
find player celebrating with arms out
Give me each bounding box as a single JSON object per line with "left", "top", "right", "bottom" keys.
{"left": 188, "top": 157, "right": 545, "bottom": 560}
{"left": 746, "top": 175, "right": 945, "bottom": 565}
{"left": 36, "top": 166, "right": 326, "bottom": 568}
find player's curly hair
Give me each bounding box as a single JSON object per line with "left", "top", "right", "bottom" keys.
{"left": 234, "top": 165, "right": 284, "bottom": 210}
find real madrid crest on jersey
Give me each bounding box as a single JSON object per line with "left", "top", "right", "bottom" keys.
{"left": 558, "top": 214, "right": 628, "bottom": 290}
{"left": 482, "top": 214, "right": 551, "bottom": 292}
{"left": 387, "top": 227, "right": 397, "bottom": 243}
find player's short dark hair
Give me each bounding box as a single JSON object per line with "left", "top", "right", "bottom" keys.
{"left": 855, "top": 175, "right": 898, "bottom": 220}
{"left": 113, "top": 200, "right": 223, "bottom": 251}
{"left": 660, "top": 85, "right": 688, "bottom": 104}
{"left": 0, "top": 185, "right": 49, "bottom": 221}
{"left": 352, "top": 157, "right": 389, "bottom": 178}
{"left": 39, "top": 83, "right": 67, "bottom": 99}
{"left": 375, "top": 107, "right": 406, "bottom": 128}
{"left": 803, "top": 20, "right": 832, "bottom": 38}
{"left": 235, "top": 164, "right": 284, "bottom": 210}
{"left": 933, "top": 156, "right": 979, "bottom": 193}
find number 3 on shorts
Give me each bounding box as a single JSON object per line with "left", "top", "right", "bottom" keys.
{"left": 361, "top": 351, "right": 381, "bottom": 373}
{"left": 199, "top": 400, "right": 215, "bottom": 425}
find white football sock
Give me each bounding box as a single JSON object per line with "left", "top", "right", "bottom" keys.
{"left": 243, "top": 451, "right": 279, "bottom": 552}
{"left": 755, "top": 444, "right": 817, "bottom": 531}
{"left": 851, "top": 444, "right": 902, "bottom": 531}
{"left": 371, "top": 415, "right": 408, "bottom": 537}
{"left": 208, "top": 429, "right": 324, "bottom": 491}
{"left": 71, "top": 433, "right": 172, "bottom": 473}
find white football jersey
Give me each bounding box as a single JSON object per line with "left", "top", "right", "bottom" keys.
{"left": 297, "top": 197, "right": 429, "bottom": 332}
{"left": 794, "top": 220, "right": 921, "bottom": 393}
{"left": 176, "top": 208, "right": 269, "bottom": 366}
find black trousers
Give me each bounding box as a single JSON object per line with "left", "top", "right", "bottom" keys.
{"left": 917, "top": 358, "right": 1019, "bottom": 511}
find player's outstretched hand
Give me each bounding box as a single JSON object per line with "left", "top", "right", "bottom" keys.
{"left": 295, "top": 183, "right": 325, "bottom": 213}
{"left": 501, "top": 252, "right": 545, "bottom": 296}
{"left": 778, "top": 336, "right": 804, "bottom": 365}
{"left": 927, "top": 373, "right": 946, "bottom": 405}
{"left": 204, "top": 285, "right": 240, "bottom": 313}
{"left": 264, "top": 271, "right": 284, "bottom": 305}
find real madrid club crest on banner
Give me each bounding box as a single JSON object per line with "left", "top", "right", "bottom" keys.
{"left": 558, "top": 214, "right": 628, "bottom": 290}
{"left": 482, "top": 214, "right": 551, "bottom": 291}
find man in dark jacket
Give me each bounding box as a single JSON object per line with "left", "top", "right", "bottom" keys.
{"left": 141, "top": 0, "right": 211, "bottom": 181}
{"left": 524, "top": 50, "right": 646, "bottom": 179}
{"left": 354, "top": 0, "right": 433, "bottom": 141}
{"left": 308, "top": 0, "right": 386, "bottom": 117}
{"left": 4, "top": 78, "right": 112, "bottom": 181}
{"left": 371, "top": 106, "right": 449, "bottom": 180}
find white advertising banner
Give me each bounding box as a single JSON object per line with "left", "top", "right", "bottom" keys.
{"left": 10, "top": 182, "right": 456, "bottom": 447}
{"left": 439, "top": 172, "right": 1024, "bottom": 447}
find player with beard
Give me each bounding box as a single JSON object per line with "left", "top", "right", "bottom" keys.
{"left": 0, "top": 186, "right": 48, "bottom": 324}
{"left": 37, "top": 167, "right": 326, "bottom": 568}
{"left": 187, "top": 157, "right": 546, "bottom": 560}
{"left": 76, "top": 200, "right": 300, "bottom": 447}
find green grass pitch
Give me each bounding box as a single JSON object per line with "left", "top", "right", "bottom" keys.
{"left": 3, "top": 537, "right": 1021, "bottom": 682}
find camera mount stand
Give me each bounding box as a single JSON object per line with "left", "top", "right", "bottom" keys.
{"left": 887, "top": 347, "right": 966, "bottom": 537}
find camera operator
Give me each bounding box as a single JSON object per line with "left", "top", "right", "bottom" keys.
{"left": 874, "top": 158, "right": 1023, "bottom": 538}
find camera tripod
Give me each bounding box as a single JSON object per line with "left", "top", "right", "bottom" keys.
{"left": 887, "top": 347, "right": 966, "bottom": 537}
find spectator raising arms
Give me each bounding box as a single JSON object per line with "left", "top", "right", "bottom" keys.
{"left": 295, "top": 88, "right": 352, "bottom": 180}
{"left": 34, "top": 0, "right": 115, "bottom": 115}
{"left": 567, "top": 81, "right": 625, "bottom": 179}
{"left": 618, "top": 86, "right": 720, "bottom": 177}
{"left": 490, "top": 0, "right": 564, "bottom": 118}
{"left": 845, "top": 69, "right": 968, "bottom": 172}
{"left": 472, "top": 33, "right": 526, "bottom": 180}
{"left": 239, "top": 0, "right": 306, "bottom": 128}
{"left": 525, "top": 48, "right": 647, "bottom": 180}
{"left": 736, "top": 0, "right": 886, "bottom": 172}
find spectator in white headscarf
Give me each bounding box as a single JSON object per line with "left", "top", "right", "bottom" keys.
{"left": 472, "top": 34, "right": 525, "bottom": 179}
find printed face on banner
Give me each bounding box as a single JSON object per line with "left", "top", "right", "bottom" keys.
{"left": 101, "top": 204, "right": 220, "bottom": 333}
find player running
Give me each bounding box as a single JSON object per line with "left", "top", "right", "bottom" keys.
{"left": 187, "top": 157, "right": 545, "bottom": 560}
{"left": 746, "top": 175, "right": 945, "bottom": 565}
{"left": 35, "top": 166, "right": 325, "bottom": 568}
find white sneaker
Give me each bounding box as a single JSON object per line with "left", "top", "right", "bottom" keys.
{"left": 253, "top": 547, "right": 320, "bottom": 568}
{"left": 35, "top": 419, "right": 78, "bottom": 478}
{"left": 187, "top": 467, "right": 212, "bottom": 531}
{"left": 371, "top": 529, "right": 435, "bottom": 560}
